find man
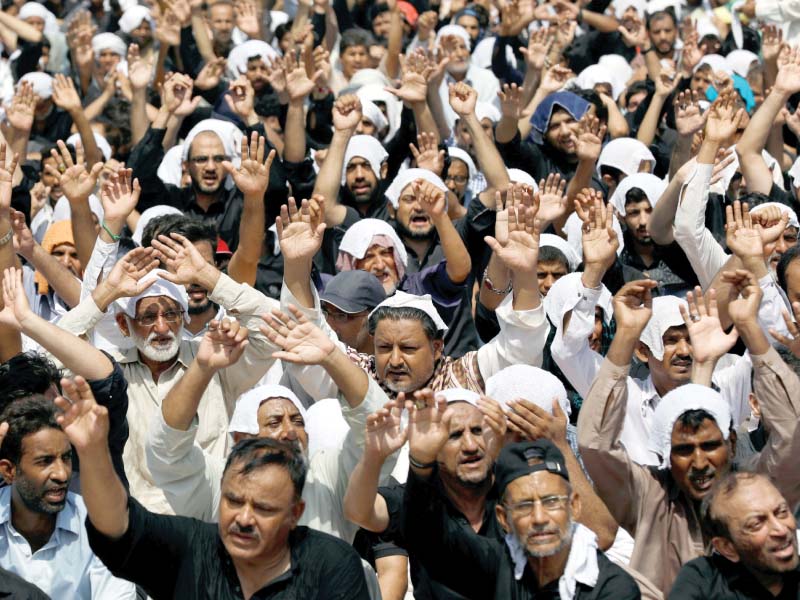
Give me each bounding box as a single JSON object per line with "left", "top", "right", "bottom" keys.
{"left": 670, "top": 471, "right": 800, "bottom": 599}
{"left": 401, "top": 435, "right": 639, "bottom": 599}
{"left": 596, "top": 137, "right": 655, "bottom": 197}
{"left": 56, "top": 238, "right": 278, "bottom": 513}
{"left": 0, "top": 396, "right": 136, "bottom": 598}
{"left": 53, "top": 377, "right": 370, "bottom": 599}
{"left": 646, "top": 10, "right": 678, "bottom": 61}
{"left": 577, "top": 275, "right": 800, "bottom": 594}
{"left": 207, "top": 0, "right": 236, "bottom": 57}
{"left": 320, "top": 270, "right": 387, "bottom": 354}
{"left": 336, "top": 133, "right": 391, "bottom": 220}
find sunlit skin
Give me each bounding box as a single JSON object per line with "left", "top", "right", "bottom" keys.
{"left": 345, "top": 157, "right": 379, "bottom": 204}
{"left": 443, "top": 36, "right": 470, "bottom": 76}
{"left": 636, "top": 325, "right": 693, "bottom": 396}
{"left": 209, "top": 3, "right": 235, "bottom": 45}
{"left": 115, "top": 296, "right": 183, "bottom": 373}
{"left": 445, "top": 159, "right": 470, "bottom": 202}
{"left": 389, "top": 184, "right": 434, "bottom": 238}
{"left": 246, "top": 58, "right": 269, "bottom": 93}
{"left": 232, "top": 398, "right": 309, "bottom": 451}
{"left": 544, "top": 109, "right": 579, "bottom": 159}
{"left": 690, "top": 67, "right": 714, "bottom": 94}
{"left": 354, "top": 244, "right": 400, "bottom": 293}
{"left": 648, "top": 15, "right": 677, "bottom": 56}
{"left": 624, "top": 199, "right": 654, "bottom": 244}
{"left": 185, "top": 132, "right": 227, "bottom": 196}
{"left": 50, "top": 242, "right": 81, "bottom": 277}
{"left": 669, "top": 418, "right": 732, "bottom": 502}
{"left": 373, "top": 318, "right": 443, "bottom": 393}
{"left": 537, "top": 260, "right": 568, "bottom": 297}
{"left": 323, "top": 303, "right": 371, "bottom": 353}
{"left": 341, "top": 45, "right": 369, "bottom": 80}
{"left": 437, "top": 403, "right": 493, "bottom": 488}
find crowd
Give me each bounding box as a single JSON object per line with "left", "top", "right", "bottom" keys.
{"left": 1, "top": 0, "right": 800, "bottom": 597}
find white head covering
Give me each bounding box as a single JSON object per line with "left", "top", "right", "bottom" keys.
{"left": 66, "top": 132, "right": 112, "bottom": 161}
{"left": 384, "top": 168, "right": 448, "bottom": 209}
{"left": 369, "top": 290, "right": 449, "bottom": 331}
{"left": 357, "top": 83, "right": 402, "bottom": 143}
{"left": 437, "top": 387, "right": 480, "bottom": 406}
{"left": 726, "top": 49, "right": 759, "bottom": 78}
{"left": 507, "top": 168, "right": 539, "bottom": 192}
{"left": 539, "top": 233, "right": 581, "bottom": 271}
{"left": 475, "top": 102, "right": 501, "bottom": 124}
{"left": 640, "top": 295, "right": 687, "bottom": 361}
{"left": 341, "top": 135, "right": 388, "bottom": 185}
{"left": 789, "top": 156, "right": 800, "bottom": 189}
{"left": 694, "top": 53, "right": 734, "bottom": 76}
{"left": 52, "top": 194, "right": 104, "bottom": 223}
{"left": 610, "top": 173, "right": 667, "bottom": 216}
{"left": 305, "top": 398, "right": 350, "bottom": 455}
{"left": 19, "top": 3, "right": 58, "bottom": 35}
{"left": 157, "top": 145, "right": 184, "bottom": 187}
{"left": 228, "top": 384, "right": 307, "bottom": 435}
{"left": 695, "top": 17, "right": 722, "bottom": 41}
{"left": 576, "top": 63, "right": 626, "bottom": 100}
{"left": 228, "top": 40, "right": 279, "bottom": 76}
{"left": 132, "top": 205, "right": 183, "bottom": 245}
{"left": 338, "top": 218, "right": 408, "bottom": 265}
{"left": 544, "top": 272, "right": 613, "bottom": 329}
{"left": 613, "top": 0, "right": 646, "bottom": 19}
{"left": 92, "top": 32, "right": 127, "bottom": 57}
{"left": 18, "top": 72, "right": 52, "bottom": 99}
{"left": 597, "top": 137, "right": 656, "bottom": 178}
{"left": 182, "top": 119, "right": 243, "bottom": 189}
{"left": 119, "top": 5, "right": 153, "bottom": 34}
{"left": 751, "top": 202, "right": 800, "bottom": 229}
{"left": 346, "top": 68, "right": 390, "bottom": 90}
{"left": 435, "top": 24, "right": 471, "bottom": 48}
{"left": 360, "top": 98, "right": 389, "bottom": 134}
{"left": 447, "top": 147, "right": 476, "bottom": 181}
{"left": 648, "top": 384, "right": 732, "bottom": 469}
{"left": 114, "top": 269, "right": 190, "bottom": 322}
{"left": 485, "top": 365, "right": 570, "bottom": 416}
{"left": 646, "top": 0, "right": 682, "bottom": 20}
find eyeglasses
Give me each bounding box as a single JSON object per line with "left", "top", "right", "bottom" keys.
{"left": 504, "top": 495, "right": 570, "bottom": 516}
{"left": 188, "top": 155, "right": 230, "bottom": 166}
{"left": 132, "top": 309, "right": 185, "bottom": 327}
{"left": 322, "top": 309, "right": 366, "bottom": 323}
{"left": 445, "top": 174, "right": 468, "bottom": 184}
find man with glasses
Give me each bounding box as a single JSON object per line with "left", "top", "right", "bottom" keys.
{"left": 320, "top": 270, "right": 387, "bottom": 355}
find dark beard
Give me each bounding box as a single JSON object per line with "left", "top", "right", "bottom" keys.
{"left": 16, "top": 476, "right": 65, "bottom": 515}
{"left": 341, "top": 182, "right": 381, "bottom": 207}
{"left": 188, "top": 299, "right": 218, "bottom": 316}
{"left": 395, "top": 218, "right": 434, "bottom": 241}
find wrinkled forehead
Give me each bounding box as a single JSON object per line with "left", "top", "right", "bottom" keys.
{"left": 444, "top": 401, "right": 483, "bottom": 429}
{"left": 257, "top": 397, "right": 302, "bottom": 419}
{"left": 135, "top": 295, "right": 180, "bottom": 315}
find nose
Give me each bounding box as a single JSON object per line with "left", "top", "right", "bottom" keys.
{"left": 776, "top": 235, "right": 789, "bottom": 254}
{"left": 235, "top": 504, "right": 255, "bottom": 527}
{"left": 51, "top": 457, "right": 69, "bottom": 483}
{"left": 57, "top": 254, "right": 71, "bottom": 269}
{"left": 354, "top": 164, "right": 366, "bottom": 179}
{"left": 691, "top": 448, "right": 710, "bottom": 472}
{"left": 277, "top": 418, "right": 298, "bottom": 442}
{"left": 372, "top": 253, "right": 386, "bottom": 270}
{"left": 542, "top": 274, "right": 555, "bottom": 295}
{"left": 152, "top": 314, "right": 172, "bottom": 334}
{"left": 767, "top": 514, "right": 792, "bottom": 537}
{"left": 389, "top": 345, "right": 403, "bottom": 367}
{"left": 461, "top": 431, "right": 479, "bottom": 453}
{"left": 531, "top": 501, "right": 549, "bottom": 525}
{"left": 675, "top": 337, "right": 691, "bottom": 357}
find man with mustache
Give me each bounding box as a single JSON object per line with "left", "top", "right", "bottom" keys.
{"left": 670, "top": 472, "right": 800, "bottom": 599}
{"left": 577, "top": 273, "right": 800, "bottom": 595}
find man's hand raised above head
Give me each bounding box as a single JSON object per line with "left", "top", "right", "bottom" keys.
{"left": 93, "top": 247, "right": 160, "bottom": 309}
{"left": 415, "top": 179, "right": 447, "bottom": 220}
{"left": 448, "top": 81, "right": 477, "bottom": 118}
{"left": 612, "top": 279, "right": 657, "bottom": 335}
{"left": 259, "top": 304, "right": 336, "bottom": 365}
{"left": 196, "top": 318, "right": 250, "bottom": 371}
{"left": 774, "top": 46, "right": 800, "bottom": 97}
{"left": 224, "top": 132, "right": 276, "bottom": 198}
{"left": 151, "top": 232, "right": 219, "bottom": 289}
{"left": 54, "top": 376, "right": 109, "bottom": 453}
{"left": 0, "top": 267, "right": 35, "bottom": 330}
{"left": 578, "top": 196, "right": 619, "bottom": 288}
{"left": 680, "top": 286, "right": 738, "bottom": 365}
{"left": 365, "top": 397, "right": 408, "bottom": 462}
{"left": 484, "top": 202, "right": 541, "bottom": 279}
{"left": 45, "top": 140, "right": 102, "bottom": 204}
{"left": 405, "top": 389, "right": 449, "bottom": 467}
{"left": 276, "top": 196, "right": 327, "bottom": 264}
{"left": 333, "top": 94, "right": 362, "bottom": 132}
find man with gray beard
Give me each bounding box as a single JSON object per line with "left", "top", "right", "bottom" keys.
{"left": 54, "top": 238, "right": 280, "bottom": 514}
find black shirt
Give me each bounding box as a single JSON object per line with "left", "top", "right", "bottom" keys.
{"left": 670, "top": 554, "right": 800, "bottom": 599}
{"left": 0, "top": 566, "right": 50, "bottom": 599}
{"left": 86, "top": 497, "right": 370, "bottom": 600}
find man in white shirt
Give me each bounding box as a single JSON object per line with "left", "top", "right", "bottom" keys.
{"left": 0, "top": 395, "right": 135, "bottom": 599}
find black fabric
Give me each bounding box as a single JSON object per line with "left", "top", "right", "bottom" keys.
{"left": 86, "top": 497, "right": 370, "bottom": 600}
{"left": 669, "top": 554, "right": 800, "bottom": 599}
{"left": 0, "top": 565, "right": 50, "bottom": 599}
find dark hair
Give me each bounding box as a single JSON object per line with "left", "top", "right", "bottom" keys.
{"left": 0, "top": 353, "right": 61, "bottom": 410}
{"left": 368, "top": 306, "right": 441, "bottom": 340}
{"left": 573, "top": 89, "right": 608, "bottom": 124}
{"left": 539, "top": 245, "right": 570, "bottom": 270}
{"left": 777, "top": 244, "right": 800, "bottom": 294}
{"left": 624, "top": 187, "right": 649, "bottom": 206}
{"left": 623, "top": 80, "right": 650, "bottom": 107}
{"left": 340, "top": 28, "right": 375, "bottom": 53}
{"left": 141, "top": 214, "right": 217, "bottom": 249}
{"left": 646, "top": 8, "right": 677, "bottom": 28}
{"left": 702, "top": 471, "right": 769, "bottom": 539}
{"left": 223, "top": 438, "right": 307, "bottom": 500}
{"left": 599, "top": 165, "right": 625, "bottom": 184}
{"left": 0, "top": 395, "right": 61, "bottom": 465}
{"left": 738, "top": 191, "right": 772, "bottom": 208}
{"left": 40, "top": 143, "right": 77, "bottom": 173}
{"left": 676, "top": 408, "right": 719, "bottom": 432}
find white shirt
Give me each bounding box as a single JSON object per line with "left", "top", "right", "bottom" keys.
{"left": 439, "top": 64, "right": 501, "bottom": 129}
{"left": 0, "top": 488, "right": 136, "bottom": 599}
{"left": 756, "top": 0, "right": 800, "bottom": 46}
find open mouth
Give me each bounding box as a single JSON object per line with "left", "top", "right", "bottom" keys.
{"left": 460, "top": 455, "right": 483, "bottom": 467}
{"left": 44, "top": 488, "right": 67, "bottom": 502}
{"left": 671, "top": 359, "right": 692, "bottom": 370}
{"left": 410, "top": 215, "right": 430, "bottom": 227}
{"left": 771, "top": 539, "right": 796, "bottom": 559}
{"left": 689, "top": 473, "right": 714, "bottom": 491}
{"left": 353, "top": 184, "right": 371, "bottom": 194}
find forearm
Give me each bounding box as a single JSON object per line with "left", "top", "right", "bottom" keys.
{"left": 375, "top": 556, "right": 408, "bottom": 600}
{"left": 427, "top": 86, "right": 452, "bottom": 140}
{"left": 0, "top": 322, "right": 21, "bottom": 361}
{"left": 738, "top": 89, "right": 787, "bottom": 158}
{"left": 70, "top": 108, "right": 103, "bottom": 167}
{"left": 479, "top": 253, "right": 511, "bottom": 311}
{"left": 0, "top": 213, "right": 14, "bottom": 278}
{"left": 154, "top": 42, "right": 170, "bottom": 91}
{"left": 463, "top": 113, "right": 510, "bottom": 189}
{"left": 606, "top": 328, "right": 639, "bottom": 368}
{"left": 384, "top": 10, "right": 403, "bottom": 80}
{"left": 77, "top": 443, "right": 129, "bottom": 539}
{"left": 162, "top": 360, "right": 216, "bottom": 430}
{"left": 511, "top": 274, "right": 540, "bottom": 311}
{"left": 518, "top": 67, "right": 541, "bottom": 110}
{"left": 320, "top": 346, "right": 368, "bottom": 408}
{"left": 282, "top": 255, "right": 315, "bottom": 310}
{"left": 435, "top": 215, "right": 470, "bottom": 283}
{"left": 312, "top": 129, "right": 350, "bottom": 207}
{"left": 411, "top": 101, "right": 439, "bottom": 146}
{"left": 495, "top": 115, "right": 519, "bottom": 145}
{"left": 0, "top": 12, "right": 42, "bottom": 43}
{"left": 130, "top": 88, "right": 150, "bottom": 147}
{"left": 649, "top": 169, "right": 685, "bottom": 245}
{"left": 580, "top": 9, "right": 618, "bottom": 33}
{"left": 69, "top": 201, "right": 98, "bottom": 270}
{"left": 162, "top": 114, "right": 186, "bottom": 150}
{"left": 83, "top": 88, "right": 114, "bottom": 122}
{"left": 668, "top": 135, "right": 694, "bottom": 180}
{"left": 603, "top": 99, "right": 629, "bottom": 139}
{"left": 227, "top": 195, "right": 264, "bottom": 287}
{"left": 283, "top": 100, "right": 307, "bottom": 163}
{"left": 28, "top": 245, "right": 81, "bottom": 307}
{"left": 732, "top": 318, "right": 770, "bottom": 356}
{"left": 636, "top": 93, "right": 667, "bottom": 146}
{"left": 343, "top": 452, "right": 390, "bottom": 531}
{"left": 190, "top": 14, "right": 215, "bottom": 62}
{"left": 691, "top": 358, "right": 718, "bottom": 387}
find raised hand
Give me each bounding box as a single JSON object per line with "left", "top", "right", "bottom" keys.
{"left": 51, "top": 74, "right": 83, "bottom": 114}
{"left": 415, "top": 179, "right": 447, "bottom": 218}
{"left": 10, "top": 210, "right": 35, "bottom": 260}
{"left": 478, "top": 396, "right": 506, "bottom": 461}
{"left": 388, "top": 50, "right": 431, "bottom": 104}
{"left": 775, "top": 46, "right": 800, "bottom": 96}
{"left": 506, "top": 397, "right": 567, "bottom": 444}
{"left": 573, "top": 113, "right": 606, "bottom": 162}
{"left": 312, "top": 45, "right": 332, "bottom": 91}
{"left": 224, "top": 132, "right": 276, "bottom": 197}
{"left": 654, "top": 66, "right": 678, "bottom": 98}
{"left": 448, "top": 81, "right": 477, "bottom": 117}
{"left": 155, "top": 7, "right": 182, "bottom": 46}
{"left": 194, "top": 57, "right": 227, "bottom": 91}
{"left": 760, "top": 24, "right": 784, "bottom": 64}
{"left": 161, "top": 73, "right": 200, "bottom": 115}
{"left": 151, "top": 232, "right": 214, "bottom": 285}
{"left": 618, "top": 14, "right": 648, "bottom": 47}
{"left": 539, "top": 65, "right": 573, "bottom": 95}
{"left": 6, "top": 82, "right": 35, "bottom": 131}
{"left": 264, "top": 58, "right": 288, "bottom": 103}
{"left": 484, "top": 203, "right": 541, "bottom": 277}
{"left": 276, "top": 196, "right": 326, "bottom": 262}
{"left": 332, "top": 94, "right": 362, "bottom": 131}
{"left": 405, "top": 388, "right": 449, "bottom": 465}
{"left": 100, "top": 168, "right": 140, "bottom": 223}
{"left": 54, "top": 376, "right": 109, "bottom": 452}
{"left": 283, "top": 46, "right": 323, "bottom": 102}
{"left": 612, "top": 279, "right": 657, "bottom": 333}
{"left": 680, "top": 286, "right": 737, "bottom": 363}
{"left": 224, "top": 76, "right": 256, "bottom": 122}
{"left": 409, "top": 132, "right": 445, "bottom": 175}
{"left": 234, "top": 0, "right": 261, "bottom": 38}
{"left": 0, "top": 144, "right": 19, "bottom": 215}
{"left": 127, "top": 44, "right": 153, "bottom": 91}
{"left": 365, "top": 398, "right": 407, "bottom": 461}
{"left": 673, "top": 90, "right": 707, "bottom": 136}
{"left": 46, "top": 140, "right": 103, "bottom": 203}
{"left": 260, "top": 304, "right": 336, "bottom": 364}
{"left": 497, "top": 83, "right": 523, "bottom": 121}
{"left": 722, "top": 269, "right": 763, "bottom": 326}
{"left": 725, "top": 201, "right": 769, "bottom": 261}
{"left": 704, "top": 94, "right": 745, "bottom": 144}
{"left": 520, "top": 26, "right": 554, "bottom": 71}
{"left": 535, "top": 173, "right": 568, "bottom": 225}
{"left": 196, "top": 318, "right": 250, "bottom": 370}
{"left": 0, "top": 267, "right": 34, "bottom": 329}
{"left": 679, "top": 39, "right": 702, "bottom": 76}
{"left": 579, "top": 196, "right": 619, "bottom": 271}
{"left": 101, "top": 247, "right": 160, "bottom": 299}
{"left": 769, "top": 302, "right": 800, "bottom": 358}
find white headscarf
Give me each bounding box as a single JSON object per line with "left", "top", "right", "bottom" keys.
{"left": 337, "top": 218, "right": 408, "bottom": 266}
{"left": 66, "top": 132, "right": 112, "bottom": 161}
{"left": 357, "top": 83, "right": 402, "bottom": 143}
{"left": 486, "top": 365, "right": 571, "bottom": 416}
{"left": 384, "top": 168, "right": 448, "bottom": 209}
{"left": 539, "top": 233, "right": 581, "bottom": 271}
{"left": 18, "top": 72, "right": 52, "bottom": 99}
{"left": 114, "top": 269, "right": 190, "bottom": 322}
{"left": 360, "top": 98, "right": 389, "bottom": 134}
{"left": 694, "top": 53, "right": 733, "bottom": 76}
{"left": 132, "top": 205, "right": 183, "bottom": 245}
{"left": 544, "top": 272, "right": 613, "bottom": 329}
{"left": 597, "top": 138, "right": 656, "bottom": 178}
{"left": 610, "top": 173, "right": 667, "bottom": 216}
{"left": 475, "top": 102, "right": 501, "bottom": 124}
{"left": 229, "top": 384, "right": 308, "bottom": 435}
{"left": 435, "top": 24, "right": 471, "bottom": 48}
{"left": 640, "top": 295, "right": 687, "bottom": 361}
{"left": 227, "top": 40, "right": 279, "bottom": 76}
{"left": 576, "top": 64, "right": 626, "bottom": 100}
{"left": 52, "top": 194, "right": 104, "bottom": 223}
{"left": 182, "top": 119, "right": 243, "bottom": 190}
{"left": 341, "top": 135, "right": 388, "bottom": 185}
{"left": 19, "top": 2, "right": 58, "bottom": 35}
{"left": 447, "top": 147, "right": 476, "bottom": 181}
{"left": 648, "top": 384, "right": 732, "bottom": 469}
{"left": 613, "top": 0, "right": 646, "bottom": 19}
{"left": 369, "top": 290, "right": 449, "bottom": 332}
{"left": 119, "top": 5, "right": 153, "bottom": 34}
{"left": 726, "top": 49, "right": 759, "bottom": 78}
{"left": 438, "top": 387, "right": 480, "bottom": 406}
{"left": 92, "top": 32, "right": 127, "bottom": 57}
{"left": 157, "top": 145, "right": 185, "bottom": 187}
{"left": 507, "top": 168, "right": 539, "bottom": 192}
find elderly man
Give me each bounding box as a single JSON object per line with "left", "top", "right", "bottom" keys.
{"left": 577, "top": 275, "right": 800, "bottom": 595}
{"left": 54, "top": 378, "right": 371, "bottom": 599}
{"left": 670, "top": 471, "right": 800, "bottom": 599}
{"left": 56, "top": 240, "right": 278, "bottom": 513}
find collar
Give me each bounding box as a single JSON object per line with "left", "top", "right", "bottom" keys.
{"left": 118, "top": 341, "right": 194, "bottom": 369}
{"left": 640, "top": 375, "right": 661, "bottom": 413}
{"left": 218, "top": 527, "right": 306, "bottom": 593}
{"left": 0, "top": 487, "right": 81, "bottom": 537}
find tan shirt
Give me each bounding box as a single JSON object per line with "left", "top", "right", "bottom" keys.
{"left": 577, "top": 347, "right": 800, "bottom": 595}
{"left": 56, "top": 273, "right": 279, "bottom": 514}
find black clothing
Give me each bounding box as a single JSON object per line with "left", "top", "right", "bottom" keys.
{"left": 87, "top": 497, "right": 370, "bottom": 600}
{"left": 670, "top": 554, "right": 800, "bottom": 600}
{"left": 0, "top": 566, "right": 50, "bottom": 599}
{"left": 565, "top": 31, "right": 636, "bottom": 74}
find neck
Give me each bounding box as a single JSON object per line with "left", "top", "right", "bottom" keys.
{"left": 632, "top": 238, "right": 655, "bottom": 266}
{"left": 138, "top": 351, "right": 179, "bottom": 382}
{"left": 449, "top": 69, "right": 468, "bottom": 82}
{"left": 10, "top": 489, "right": 57, "bottom": 553}
{"left": 655, "top": 47, "right": 673, "bottom": 60}
{"left": 748, "top": 566, "right": 786, "bottom": 596}
{"left": 441, "top": 476, "right": 492, "bottom": 533}
{"left": 186, "top": 306, "right": 217, "bottom": 335}
{"left": 652, "top": 375, "right": 680, "bottom": 399}
{"left": 234, "top": 545, "right": 292, "bottom": 599}
{"left": 194, "top": 190, "right": 221, "bottom": 212}
{"left": 401, "top": 236, "right": 433, "bottom": 260}
{"left": 527, "top": 543, "right": 572, "bottom": 589}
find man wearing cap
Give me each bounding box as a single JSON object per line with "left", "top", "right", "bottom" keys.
{"left": 17, "top": 72, "right": 73, "bottom": 144}
{"left": 55, "top": 237, "right": 280, "bottom": 514}
{"left": 577, "top": 277, "right": 800, "bottom": 594}
{"left": 319, "top": 270, "right": 387, "bottom": 354}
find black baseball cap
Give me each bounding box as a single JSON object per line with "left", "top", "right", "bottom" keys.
{"left": 320, "top": 271, "right": 387, "bottom": 314}
{"left": 494, "top": 440, "right": 570, "bottom": 497}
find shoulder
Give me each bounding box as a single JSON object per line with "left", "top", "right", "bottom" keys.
{"left": 294, "top": 527, "right": 362, "bottom": 563}
{"left": 670, "top": 555, "right": 721, "bottom": 591}
{"left": 594, "top": 553, "right": 640, "bottom": 596}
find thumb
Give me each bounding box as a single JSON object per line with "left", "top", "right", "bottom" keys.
{"left": 89, "top": 161, "right": 104, "bottom": 180}
{"left": 484, "top": 236, "right": 502, "bottom": 253}
{"left": 552, "top": 398, "right": 566, "bottom": 419}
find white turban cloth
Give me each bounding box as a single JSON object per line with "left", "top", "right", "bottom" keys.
{"left": 92, "top": 32, "right": 127, "bottom": 57}
{"left": 357, "top": 84, "right": 402, "bottom": 143}
{"left": 639, "top": 295, "right": 687, "bottom": 361}
{"left": 360, "top": 98, "right": 389, "bottom": 135}
{"left": 475, "top": 102, "right": 501, "bottom": 124}
{"left": 341, "top": 135, "right": 388, "bottom": 186}
{"left": 597, "top": 137, "right": 655, "bottom": 179}
{"left": 438, "top": 387, "right": 480, "bottom": 406}
{"left": 182, "top": 119, "right": 243, "bottom": 190}
{"left": 337, "top": 218, "right": 408, "bottom": 278}
{"left": 18, "top": 72, "right": 52, "bottom": 99}
{"left": 229, "top": 384, "right": 307, "bottom": 435}
{"left": 447, "top": 147, "right": 476, "bottom": 182}
{"left": 648, "top": 384, "right": 732, "bottom": 469}
{"left": 486, "top": 364, "right": 571, "bottom": 416}
{"left": 157, "top": 145, "right": 185, "bottom": 188}
{"left": 114, "top": 269, "right": 190, "bottom": 323}
{"left": 507, "top": 168, "right": 539, "bottom": 192}
{"left": 539, "top": 233, "right": 581, "bottom": 271}
{"left": 369, "top": 290, "right": 449, "bottom": 332}
{"left": 66, "top": 132, "right": 112, "bottom": 161}
{"left": 19, "top": 2, "right": 58, "bottom": 35}
{"left": 750, "top": 202, "right": 800, "bottom": 230}
{"left": 544, "top": 272, "right": 613, "bottom": 330}
{"left": 576, "top": 64, "right": 626, "bottom": 101}
{"left": 435, "top": 24, "right": 471, "bottom": 48}
{"left": 384, "top": 168, "right": 448, "bottom": 209}
{"left": 610, "top": 173, "right": 667, "bottom": 217}
{"left": 228, "top": 40, "right": 279, "bottom": 76}
{"left": 119, "top": 5, "right": 153, "bottom": 34}
{"left": 132, "top": 205, "right": 183, "bottom": 245}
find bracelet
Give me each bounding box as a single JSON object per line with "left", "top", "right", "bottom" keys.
{"left": 0, "top": 228, "right": 11, "bottom": 247}
{"left": 409, "top": 454, "right": 437, "bottom": 470}
{"left": 643, "top": 46, "right": 655, "bottom": 54}
{"left": 482, "top": 267, "right": 513, "bottom": 295}
{"left": 101, "top": 221, "right": 121, "bottom": 242}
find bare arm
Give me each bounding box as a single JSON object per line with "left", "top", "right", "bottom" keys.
{"left": 417, "top": 181, "right": 471, "bottom": 283}
{"left": 0, "top": 11, "right": 42, "bottom": 46}
{"left": 375, "top": 555, "right": 408, "bottom": 600}
{"left": 383, "top": 5, "right": 403, "bottom": 80}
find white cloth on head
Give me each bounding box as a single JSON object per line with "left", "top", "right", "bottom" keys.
{"left": 544, "top": 272, "right": 613, "bottom": 328}
{"left": 640, "top": 295, "right": 687, "bottom": 361}
{"left": 564, "top": 211, "right": 624, "bottom": 259}
{"left": 228, "top": 384, "right": 307, "bottom": 435}
{"left": 18, "top": 71, "right": 52, "bottom": 99}
{"left": 356, "top": 83, "right": 402, "bottom": 143}
{"left": 485, "top": 364, "right": 570, "bottom": 416}
{"left": 384, "top": 168, "right": 448, "bottom": 209}
{"left": 119, "top": 5, "right": 153, "bottom": 34}
{"left": 228, "top": 40, "right": 279, "bottom": 75}
{"left": 649, "top": 384, "right": 732, "bottom": 469}
{"left": 610, "top": 173, "right": 667, "bottom": 216}
{"left": 66, "top": 131, "right": 112, "bottom": 161}
{"left": 539, "top": 233, "right": 581, "bottom": 271}
{"left": 305, "top": 398, "right": 350, "bottom": 456}
{"left": 182, "top": 119, "right": 243, "bottom": 189}
{"left": 790, "top": 156, "right": 800, "bottom": 189}
{"left": 646, "top": 0, "right": 682, "bottom": 20}
{"left": 52, "top": 194, "right": 104, "bottom": 223}
{"left": 597, "top": 137, "right": 655, "bottom": 178}
{"left": 694, "top": 53, "right": 733, "bottom": 76}
{"left": 157, "top": 145, "right": 184, "bottom": 187}
{"left": 114, "top": 269, "right": 190, "bottom": 322}
{"left": 696, "top": 17, "right": 722, "bottom": 41}
{"left": 613, "top": 0, "right": 646, "bottom": 19}
{"left": 475, "top": 101, "right": 501, "bottom": 124}
{"left": 269, "top": 9, "right": 290, "bottom": 33}
{"left": 18, "top": 2, "right": 58, "bottom": 35}
{"left": 751, "top": 202, "right": 800, "bottom": 229}
{"left": 435, "top": 24, "right": 471, "bottom": 47}
{"left": 447, "top": 147, "right": 476, "bottom": 181}
{"left": 132, "top": 205, "right": 183, "bottom": 245}
{"left": 576, "top": 63, "right": 626, "bottom": 100}
{"left": 360, "top": 98, "right": 389, "bottom": 133}
{"left": 598, "top": 54, "right": 634, "bottom": 85}
{"left": 507, "top": 168, "right": 539, "bottom": 191}
{"left": 369, "top": 290, "right": 449, "bottom": 331}
{"left": 338, "top": 218, "right": 408, "bottom": 265}
{"left": 437, "top": 387, "right": 480, "bottom": 406}
{"left": 92, "top": 32, "right": 127, "bottom": 56}
{"left": 726, "top": 49, "right": 759, "bottom": 78}
{"left": 341, "top": 135, "right": 388, "bottom": 185}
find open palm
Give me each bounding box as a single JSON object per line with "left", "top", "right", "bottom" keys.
{"left": 261, "top": 307, "right": 335, "bottom": 365}
{"left": 277, "top": 199, "right": 326, "bottom": 262}
{"left": 365, "top": 400, "right": 407, "bottom": 460}
{"left": 225, "top": 134, "right": 275, "bottom": 197}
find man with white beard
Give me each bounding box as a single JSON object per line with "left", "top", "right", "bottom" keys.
{"left": 55, "top": 240, "right": 279, "bottom": 513}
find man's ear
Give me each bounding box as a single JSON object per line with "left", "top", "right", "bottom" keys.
{"left": 387, "top": 203, "right": 396, "bottom": 219}
{"left": 728, "top": 428, "right": 737, "bottom": 458}
{"left": 291, "top": 499, "right": 306, "bottom": 526}
{"left": 380, "top": 161, "right": 388, "bottom": 179}
{"left": 711, "top": 536, "right": 740, "bottom": 563}
{"left": 495, "top": 503, "right": 510, "bottom": 534}
{"left": 634, "top": 341, "right": 650, "bottom": 364}
{"left": 569, "top": 491, "right": 582, "bottom": 522}
{"left": 432, "top": 339, "right": 444, "bottom": 361}
{"left": 116, "top": 313, "right": 130, "bottom": 337}
{"left": 0, "top": 459, "right": 16, "bottom": 484}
